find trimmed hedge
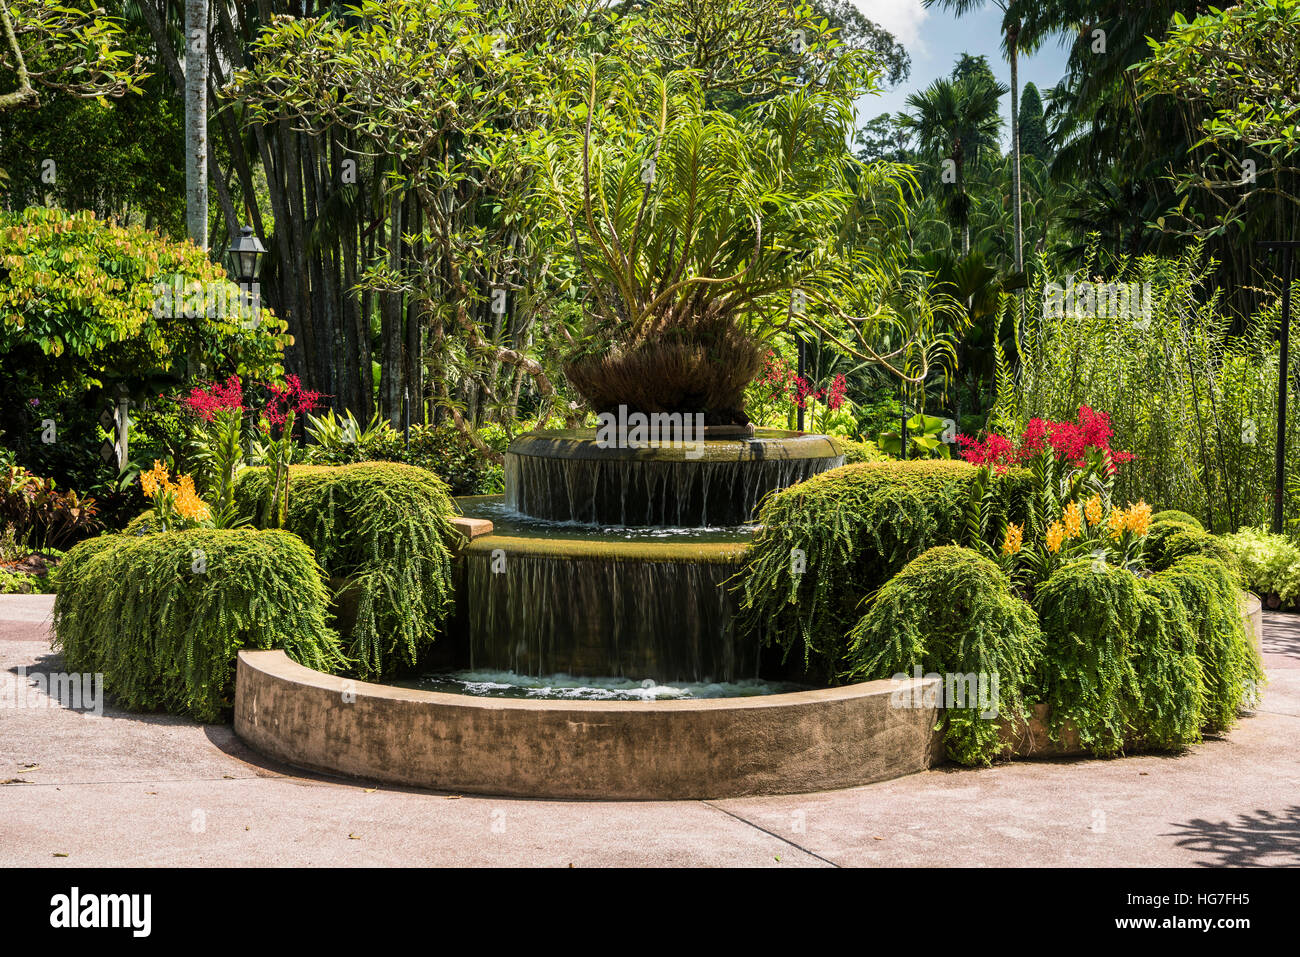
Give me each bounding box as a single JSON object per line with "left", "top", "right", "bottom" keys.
{"left": 1151, "top": 509, "right": 1204, "bottom": 530}
{"left": 845, "top": 546, "right": 1043, "bottom": 765}
{"left": 1149, "top": 524, "right": 1241, "bottom": 575}
{"left": 234, "top": 461, "right": 457, "bottom": 677}
{"left": 735, "top": 459, "right": 1033, "bottom": 677}
{"left": 52, "top": 528, "right": 345, "bottom": 722}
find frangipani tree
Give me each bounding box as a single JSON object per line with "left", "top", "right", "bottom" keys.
{"left": 0, "top": 0, "right": 144, "bottom": 111}
{"left": 1138, "top": 0, "right": 1300, "bottom": 235}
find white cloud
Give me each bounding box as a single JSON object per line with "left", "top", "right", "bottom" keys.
{"left": 853, "top": 0, "right": 930, "bottom": 52}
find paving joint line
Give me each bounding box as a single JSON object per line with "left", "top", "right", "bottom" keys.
{"left": 701, "top": 800, "right": 841, "bottom": 867}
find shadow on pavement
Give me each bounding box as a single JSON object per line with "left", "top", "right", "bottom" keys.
{"left": 1164, "top": 805, "right": 1300, "bottom": 866}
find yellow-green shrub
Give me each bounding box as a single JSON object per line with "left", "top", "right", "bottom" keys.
{"left": 735, "top": 459, "right": 1033, "bottom": 677}
{"left": 234, "top": 461, "right": 457, "bottom": 676}
{"left": 52, "top": 528, "right": 345, "bottom": 722}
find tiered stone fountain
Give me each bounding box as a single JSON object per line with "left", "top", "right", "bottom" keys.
{"left": 235, "top": 425, "right": 944, "bottom": 798}
{"left": 454, "top": 427, "right": 843, "bottom": 690}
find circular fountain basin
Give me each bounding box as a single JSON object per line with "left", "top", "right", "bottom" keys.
{"left": 234, "top": 650, "right": 941, "bottom": 799}
{"left": 505, "top": 428, "right": 843, "bottom": 526}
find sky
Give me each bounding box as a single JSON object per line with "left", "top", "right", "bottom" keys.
{"left": 854, "top": 0, "right": 1073, "bottom": 145}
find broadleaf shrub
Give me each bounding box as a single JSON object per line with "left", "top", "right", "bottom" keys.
{"left": 845, "top": 546, "right": 1043, "bottom": 766}
{"left": 234, "top": 461, "right": 457, "bottom": 676}
{"left": 52, "top": 528, "right": 345, "bottom": 722}
{"left": 735, "top": 459, "right": 1032, "bottom": 677}
{"left": 1220, "top": 527, "right": 1300, "bottom": 606}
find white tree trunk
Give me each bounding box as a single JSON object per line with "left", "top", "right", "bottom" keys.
{"left": 185, "top": 0, "right": 209, "bottom": 249}
{"left": 1009, "top": 25, "right": 1023, "bottom": 277}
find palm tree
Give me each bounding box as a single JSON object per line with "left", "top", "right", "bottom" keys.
{"left": 902, "top": 74, "right": 1006, "bottom": 256}
{"left": 184, "top": 0, "right": 208, "bottom": 249}
{"left": 924, "top": 1, "right": 1028, "bottom": 281}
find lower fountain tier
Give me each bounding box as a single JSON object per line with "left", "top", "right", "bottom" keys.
{"left": 504, "top": 428, "right": 843, "bottom": 526}
{"left": 462, "top": 535, "right": 755, "bottom": 684}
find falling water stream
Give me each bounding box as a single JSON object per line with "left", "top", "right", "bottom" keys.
{"left": 401, "top": 430, "right": 843, "bottom": 699}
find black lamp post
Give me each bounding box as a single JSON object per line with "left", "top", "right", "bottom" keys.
{"left": 227, "top": 226, "right": 266, "bottom": 322}
{"left": 1257, "top": 240, "right": 1298, "bottom": 534}
{"left": 228, "top": 225, "right": 265, "bottom": 292}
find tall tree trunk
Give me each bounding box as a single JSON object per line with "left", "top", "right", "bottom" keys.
{"left": 184, "top": 0, "right": 209, "bottom": 249}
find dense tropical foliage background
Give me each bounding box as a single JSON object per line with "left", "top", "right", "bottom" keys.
{"left": 2, "top": 0, "right": 1299, "bottom": 554}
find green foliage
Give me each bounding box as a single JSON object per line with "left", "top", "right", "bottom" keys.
{"left": 0, "top": 207, "right": 288, "bottom": 398}
{"left": 234, "top": 462, "right": 458, "bottom": 677}
{"left": 1220, "top": 526, "right": 1300, "bottom": 605}
{"left": 845, "top": 546, "right": 1043, "bottom": 766}
{"left": 1130, "top": 576, "right": 1205, "bottom": 750}
{"left": 877, "top": 413, "right": 954, "bottom": 459}
{"left": 1144, "top": 519, "right": 1201, "bottom": 567}
{"left": 1033, "top": 561, "right": 1143, "bottom": 756}
{"left": 1138, "top": 0, "right": 1300, "bottom": 235}
{"left": 51, "top": 528, "right": 345, "bottom": 722}
{"left": 0, "top": 463, "right": 100, "bottom": 550}
{"left": 0, "top": 566, "right": 53, "bottom": 593}
{"left": 1151, "top": 526, "right": 1242, "bottom": 576}
{"left": 0, "top": 71, "right": 183, "bottom": 233}
{"left": 999, "top": 245, "right": 1291, "bottom": 532}
{"left": 833, "top": 437, "right": 888, "bottom": 464}
{"left": 1151, "top": 509, "right": 1204, "bottom": 529}
{"left": 1018, "top": 82, "right": 1050, "bottom": 165}
{"left": 1033, "top": 554, "right": 1261, "bottom": 756}
{"left": 1152, "top": 556, "right": 1263, "bottom": 731}
{"left": 538, "top": 49, "right": 880, "bottom": 416}
{"left": 0, "top": 0, "right": 145, "bottom": 111}
{"left": 735, "top": 459, "right": 1030, "bottom": 676}
{"left": 302, "top": 418, "right": 504, "bottom": 495}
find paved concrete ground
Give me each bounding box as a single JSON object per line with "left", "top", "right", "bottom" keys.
{"left": 2, "top": 593, "right": 1298, "bottom": 867}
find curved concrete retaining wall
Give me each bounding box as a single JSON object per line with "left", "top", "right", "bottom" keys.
{"left": 234, "top": 651, "right": 940, "bottom": 800}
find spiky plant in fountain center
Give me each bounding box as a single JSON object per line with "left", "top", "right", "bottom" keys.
{"left": 534, "top": 49, "right": 877, "bottom": 425}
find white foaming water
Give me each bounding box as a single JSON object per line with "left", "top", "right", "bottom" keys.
{"left": 403, "top": 669, "right": 808, "bottom": 701}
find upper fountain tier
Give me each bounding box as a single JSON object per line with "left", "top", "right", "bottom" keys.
{"left": 504, "top": 428, "right": 844, "bottom": 527}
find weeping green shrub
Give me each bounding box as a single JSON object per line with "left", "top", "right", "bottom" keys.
{"left": 1152, "top": 556, "right": 1263, "bottom": 730}
{"left": 1034, "top": 554, "right": 1260, "bottom": 756}
{"left": 1151, "top": 509, "right": 1203, "bottom": 530}
{"left": 1033, "top": 560, "right": 1143, "bottom": 756}
{"left": 1129, "top": 576, "right": 1205, "bottom": 750}
{"left": 52, "top": 529, "right": 345, "bottom": 722}
{"left": 234, "top": 461, "right": 457, "bottom": 677}
{"left": 844, "top": 546, "right": 1043, "bottom": 766}
{"left": 1144, "top": 518, "right": 1200, "bottom": 565}
{"left": 735, "top": 459, "right": 1032, "bottom": 677}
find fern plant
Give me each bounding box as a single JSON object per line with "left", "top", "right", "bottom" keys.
{"left": 845, "top": 546, "right": 1043, "bottom": 766}
{"left": 235, "top": 462, "right": 457, "bottom": 677}
{"left": 52, "top": 528, "right": 346, "bottom": 722}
